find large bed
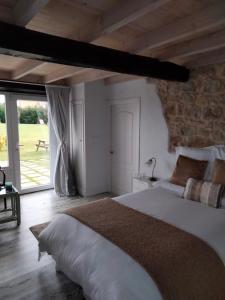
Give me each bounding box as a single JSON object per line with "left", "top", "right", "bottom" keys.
{"left": 38, "top": 181, "right": 225, "bottom": 300}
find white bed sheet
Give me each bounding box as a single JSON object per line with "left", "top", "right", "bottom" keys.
{"left": 39, "top": 185, "right": 225, "bottom": 300}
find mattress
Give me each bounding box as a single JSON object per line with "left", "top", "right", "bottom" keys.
{"left": 39, "top": 184, "right": 225, "bottom": 300}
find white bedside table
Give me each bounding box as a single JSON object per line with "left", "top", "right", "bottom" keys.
{"left": 132, "top": 177, "right": 155, "bottom": 193}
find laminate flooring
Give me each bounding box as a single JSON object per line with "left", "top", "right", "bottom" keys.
{"left": 0, "top": 190, "right": 109, "bottom": 300}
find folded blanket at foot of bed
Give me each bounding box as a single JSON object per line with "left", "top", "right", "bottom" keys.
{"left": 64, "top": 198, "right": 225, "bottom": 300}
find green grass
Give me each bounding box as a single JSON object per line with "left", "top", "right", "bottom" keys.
{"left": 0, "top": 123, "right": 50, "bottom": 168}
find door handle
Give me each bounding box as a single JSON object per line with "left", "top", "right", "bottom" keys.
{"left": 110, "top": 150, "right": 114, "bottom": 154}
{"left": 16, "top": 144, "right": 24, "bottom": 150}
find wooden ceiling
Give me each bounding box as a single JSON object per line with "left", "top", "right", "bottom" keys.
{"left": 0, "top": 0, "right": 225, "bottom": 86}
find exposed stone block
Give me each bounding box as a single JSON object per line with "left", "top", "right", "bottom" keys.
{"left": 157, "top": 62, "right": 225, "bottom": 151}
{"left": 203, "top": 79, "right": 221, "bottom": 93}
{"left": 203, "top": 106, "right": 223, "bottom": 120}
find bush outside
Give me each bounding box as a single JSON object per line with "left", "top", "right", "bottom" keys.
{"left": 0, "top": 104, "right": 5, "bottom": 123}
{"left": 0, "top": 105, "right": 48, "bottom": 124}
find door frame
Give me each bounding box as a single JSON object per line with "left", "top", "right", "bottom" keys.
{"left": 70, "top": 99, "right": 86, "bottom": 196}
{"left": 108, "top": 97, "right": 141, "bottom": 193}
{"left": 5, "top": 93, "right": 54, "bottom": 194}
{"left": 1, "top": 92, "right": 17, "bottom": 186}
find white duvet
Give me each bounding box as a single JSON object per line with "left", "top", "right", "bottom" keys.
{"left": 39, "top": 184, "right": 225, "bottom": 300}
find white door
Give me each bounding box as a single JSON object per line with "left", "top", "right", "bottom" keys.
{"left": 110, "top": 100, "right": 140, "bottom": 195}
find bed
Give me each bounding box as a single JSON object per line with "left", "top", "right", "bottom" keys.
{"left": 38, "top": 181, "right": 225, "bottom": 300}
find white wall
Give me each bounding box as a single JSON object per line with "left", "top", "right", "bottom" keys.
{"left": 71, "top": 81, "right": 110, "bottom": 196}
{"left": 71, "top": 78, "right": 176, "bottom": 196}
{"left": 105, "top": 78, "right": 176, "bottom": 180}
{"left": 71, "top": 83, "right": 85, "bottom": 100}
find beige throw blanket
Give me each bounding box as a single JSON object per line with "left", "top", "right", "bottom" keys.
{"left": 65, "top": 198, "right": 225, "bottom": 300}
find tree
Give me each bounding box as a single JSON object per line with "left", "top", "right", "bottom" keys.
{"left": 37, "top": 107, "right": 48, "bottom": 124}
{"left": 19, "top": 107, "right": 38, "bottom": 124}
{"left": 0, "top": 104, "right": 5, "bottom": 123}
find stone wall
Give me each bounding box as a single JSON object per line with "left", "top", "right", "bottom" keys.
{"left": 155, "top": 62, "right": 225, "bottom": 151}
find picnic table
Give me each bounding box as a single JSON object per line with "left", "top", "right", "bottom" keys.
{"left": 36, "top": 140, "right": 49, "bottom": 152}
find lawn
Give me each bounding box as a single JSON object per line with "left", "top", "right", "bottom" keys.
{"left": 0, "top": 123, "right": 50, "bottom": 168}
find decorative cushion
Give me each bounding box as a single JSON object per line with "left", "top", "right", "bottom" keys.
{"left": 175, "top": 146, "right": 214, "bottom": 180}
{"left": 170, "top": 155, "right": 208, "bottom": 187}
{"left": 183, "top": 178, "right": 224, "bottom": 208}
{"left": 212, "top": 159, "right": 225, "bottom": 185}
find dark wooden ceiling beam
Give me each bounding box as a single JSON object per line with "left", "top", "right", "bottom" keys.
{"left": 0, "top": 21, "right": 189, "bottom": 82}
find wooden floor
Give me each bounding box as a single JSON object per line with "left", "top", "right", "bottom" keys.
{"left": 0, "top": 189, "right": 108, "bottom": 300}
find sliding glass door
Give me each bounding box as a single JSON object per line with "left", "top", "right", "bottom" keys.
{"left": 0, "top": 93, "right": 55, "bottom": 193}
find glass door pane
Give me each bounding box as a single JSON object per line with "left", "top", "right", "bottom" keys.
{"left": 17, "top": 99, "right": 51, "bottom": 191}
{"left": 0, "top": 94, "right": 8, "bottom": 168}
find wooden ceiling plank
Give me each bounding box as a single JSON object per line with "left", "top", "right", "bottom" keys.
{"left": 104, "top": 74, "right": 142, "bottom": 85}
{"left": 96, "top": 0, "right": 172, "bottom": 37}
{"left": 0, "top": 70, "right": 12, "bottom": 80}
{"left": 67, "top": 70, "right": 117, "bottom": 85}
{"left": 19, "top": 74, "right": 46, "bottom": 83}
{"left": 12, "top": 60, "right": 46, "bottom": 79}
{"left": 129, "top": 2, "right": 225, "bottom": 53}
{"left": 11, "top": 1, "right": 49, "bottom": 78}
{"left": 44, "top": 0, "right": 171, "bottom": 82}
{"left": 158, "top": 29, "right": 225, "bottom": 60}
{"left": 0, "top": 5, "right": 13, "bottom": 23}
{"left": 45, "top": 66, "right": 83, "bottom": 83}
{"left": 68, "top": 2, "right": 225, "bottom": 85}
{"left": 187, "top": 47, "right": 225, "bottom": 68}
{"left": 13, "top": 0, "right": 50, "bottom": 27}
{"left": 0, "top": 21, "right": 189, "bottom": 82}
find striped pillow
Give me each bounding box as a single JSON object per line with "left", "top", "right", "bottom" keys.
{"left": 183, "top": 178, "right": 224, "bottom": 208}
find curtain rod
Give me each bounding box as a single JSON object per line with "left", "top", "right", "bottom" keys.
{"left": 0, "top": 80, "right": 70, "bottom": 95}
{"left": 45, "top": 84, "right": 70, "bottom": 89}
{"left": 0, "top": 80, "right": 46, "bottom": 95}
{"left": 0, "top": 80, "right": 69, "bottom": 88}
{"left": 0, "top": 79, "right": 45, "bottom": 87}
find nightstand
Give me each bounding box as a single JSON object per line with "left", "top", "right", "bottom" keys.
{"left": 0, "top": 186, "right": 20, "bottom": 225}
{"left": 132, "top": 177, "right": 154, "bottom": 193}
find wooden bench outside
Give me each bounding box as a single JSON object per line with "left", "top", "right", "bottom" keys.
{"left": 36, "top": 140, "right": 49, "bottom": 152}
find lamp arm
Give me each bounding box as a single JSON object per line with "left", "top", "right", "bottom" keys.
{"left": 151, "top": 157, "right": 156, "bottom": 179}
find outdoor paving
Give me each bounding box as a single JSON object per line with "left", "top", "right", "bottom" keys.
{"left": 21, "top": 160, "right": 50, "bottom": 189}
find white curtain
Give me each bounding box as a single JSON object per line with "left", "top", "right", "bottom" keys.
{"left": 46, "top": 85, "right": 76, "bottom": 196}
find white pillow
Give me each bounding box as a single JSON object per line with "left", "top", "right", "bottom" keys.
{"left": 157, "top": 179, "right": 184, "bottom": 197}
{"left": 175, "top": 146, "right": 214, "bottom": 180}
{"left": 206, "top": 145, "right": 225, "bottom": 160}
